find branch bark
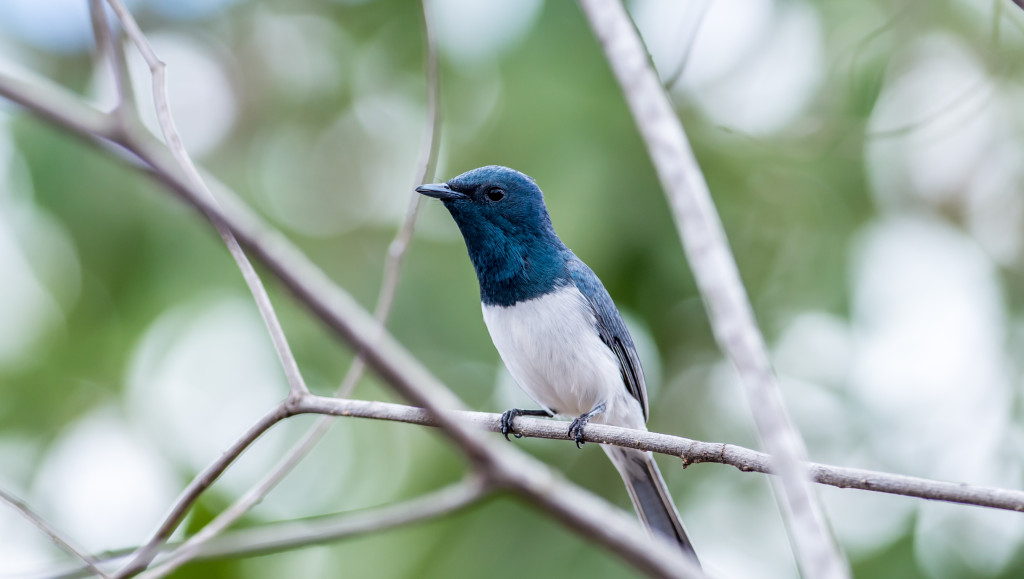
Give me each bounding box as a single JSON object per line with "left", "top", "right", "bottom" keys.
{"left": 578, "top": 1, "right": 848, "bottom": 577}
{"left": 294, "top": 396, "right": 1024, "bottom": 513}
{"left": 87, "top": 0, "right": 133, "bottom": 117}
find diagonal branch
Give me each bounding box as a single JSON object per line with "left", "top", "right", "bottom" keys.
{"left": 0, "top": 71, "right": 114, "bottom": 138}
{"left": 0, "top": 487, "right": 109, "bottom": 578}
{"left": 577, "top": 1, "right": 849, "bottom": 577}
{"left": 659, "top": 0, "right": 710, "bottom": 90}
{"left": 139, "top": 4, "right": 445, "bottom": 576}
{"left": 114, "top": 404, "right": 292, "bottom": 578}
{"left": 87, "top": 0, "right": 134, "bottom": 117}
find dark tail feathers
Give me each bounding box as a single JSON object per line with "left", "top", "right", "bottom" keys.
{"left": 604, "top": 446, "right": 701, "bottom": 567}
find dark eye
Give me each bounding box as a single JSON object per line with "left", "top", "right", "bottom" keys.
{"left": 486, "top": 188, "right": 505, "bottom": 202}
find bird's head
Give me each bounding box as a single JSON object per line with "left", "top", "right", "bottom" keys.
{"left": 416, "top": 165, "right": 559, "bottom": 252}
{"left": 417, "top": 166, "right": 568, "bottom": 302}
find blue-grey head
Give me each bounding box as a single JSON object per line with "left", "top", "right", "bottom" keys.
{"left": 417, "top": 165, "right": 571, "bottom": 306}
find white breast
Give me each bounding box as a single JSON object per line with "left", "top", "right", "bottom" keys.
{"left": 482, "top": 285, "right": 641, "bottom": 427}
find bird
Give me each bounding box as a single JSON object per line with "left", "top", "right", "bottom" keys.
{"left": 417, "top": 165, "right": 700, "bottom": 565}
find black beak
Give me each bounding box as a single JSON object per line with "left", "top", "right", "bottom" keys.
{"left": 416, "top": 183, "right": 468, "bottom": 201}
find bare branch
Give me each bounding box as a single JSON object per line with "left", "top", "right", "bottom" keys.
{"left": 113, "top": 404, "right": 292, "bottom": 578}
{"left": 0, "top": 72, "right": 114, "bottom": 138}
{"left": 375, "top": 0, "right": 443, "bottom": 337}
{"left": 0, "top": 487, "right": 109, "bottom": 578}
{"left": 660, "top": 0, "right": 710, "bottom": 90}
{"left": 577, "top": 1, "right": 849, "bottom": 576}
{"left": 140, "top": 4, "right": 445, "bottom": 575}
{"left": 102, "top": 0, "right": 309, "bottom": 402}
{"left": 87, "top": 0, "right": 133, "bottom": 116}
{"left": 295, "top": 397, "right": 1024, "bottom": 513}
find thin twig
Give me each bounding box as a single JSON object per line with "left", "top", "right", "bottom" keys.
{"left": 0, "top": 487, "right": 109, "bottom": 578}
{"left": 87, "top": 0, "right": 134, "bottom": 117}
{"left": 139, "top": 4, "right": 444, "bottom": 576}
{"left": 113, "top": 404, "right": 292, "bottom": 578}
{"left": 102, "top": 0, "right": 309, "bottom": 403}
{"left": 660, "top": 0, "right": 710, "bottom": 90}
{"left": 577, "top": 1, "right": 848, "bottom": 577}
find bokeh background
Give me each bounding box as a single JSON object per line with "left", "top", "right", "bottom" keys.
{"left": 2, "top": 0, "right": 1024, "bottom": 577}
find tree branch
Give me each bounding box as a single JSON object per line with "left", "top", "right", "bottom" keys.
{"left": 659, "top": 0, "right": 710, "bottom": 90}
{"left": 577, "top": 1, "right": 849, "bottom": 577}
{"left": 0, "top": 487, "right": 109, "bottom": 578}
{"left": 87, "top": 0, "right": 133, "bottom": 117}
{"left": 0, "top": 72, "right": 114, "bottom": 138}
{"left": 291, "top": 397, "right": 1024, "bottom": 513}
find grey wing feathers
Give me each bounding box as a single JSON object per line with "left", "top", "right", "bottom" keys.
{"left": 567, "top": 259, "right": 648, "bottom": 421}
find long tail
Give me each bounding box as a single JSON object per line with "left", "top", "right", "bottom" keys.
{"left": 603, "top": 445, "right": 701, "bottom": 567}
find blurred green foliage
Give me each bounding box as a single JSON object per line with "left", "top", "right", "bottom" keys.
{"left": 4, "top": 0, "right": 1024, "bottom": 578}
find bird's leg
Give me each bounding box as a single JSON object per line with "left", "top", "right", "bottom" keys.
{"left": 567, "top": 403, "right": 606, "bottom": 448}
{"left": 499, "top": 408, "right": 552, "bottom": 441}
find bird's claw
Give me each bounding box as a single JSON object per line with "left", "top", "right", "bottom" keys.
{"left": 500, "top": 409, "right": 525, "bottom": 441}
{"left": 568, "top": 415, "right": 590, "bottom": 448}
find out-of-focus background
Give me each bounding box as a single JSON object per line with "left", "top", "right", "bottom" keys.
{"left": 1, "top": 0, "right": 1023, "bottom": 577}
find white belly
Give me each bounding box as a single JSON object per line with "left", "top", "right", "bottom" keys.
{"left": 481, "top": 285, "right": 637, "bottom": 424}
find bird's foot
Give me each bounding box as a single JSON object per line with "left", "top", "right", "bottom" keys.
{"left": 499, "top": 408, "right": 550, "bottom": 441}
{"left": 567, "top": 403, "right": 606, "bottom": 448}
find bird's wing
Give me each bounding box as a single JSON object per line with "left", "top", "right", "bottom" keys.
{"left": 567, "top": 258, "right": 648, "bottom": 421}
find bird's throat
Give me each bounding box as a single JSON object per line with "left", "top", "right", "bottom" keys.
{"left": 456, "top": 222, "right": 565, "bottom": 307}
